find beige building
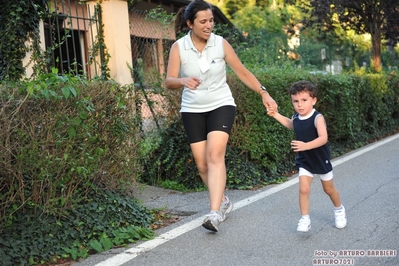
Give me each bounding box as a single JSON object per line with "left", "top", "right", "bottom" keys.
{"left": 25, "top": 0, "right": 133, "bottom": 85}
{"left": 24, "top": 0, "right": 233, "bottom": 86}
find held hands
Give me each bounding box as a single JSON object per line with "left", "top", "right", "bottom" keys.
{"left": 262, "top": 94, "right": 278, "bottom": 117}
{"left": 181, "top": 77, "right": 202, "bottom": 90}
{"left": 267, "top": 106, "right": 277, "bottom": 117}
{"left": 265, "top": 99, "right": 278, "bottom": 117}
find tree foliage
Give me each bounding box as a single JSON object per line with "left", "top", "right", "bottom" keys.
{"left": 232, "top": 4, "right": 302, "bottom": 34}
{"left": 300, "top": 0, "right": 399, "bottom": 72}
{"left": 208, "top": 0, "right": 294, "bottom": 19}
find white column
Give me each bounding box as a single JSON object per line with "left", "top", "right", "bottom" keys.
{"left": 23, "top": 20, "right": 46, "bottom": 78}
{"left": 88, "top": 0, "right": 133, "bottom": 85}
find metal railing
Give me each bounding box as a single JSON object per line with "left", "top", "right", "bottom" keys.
{"left": 43, "top": 0, "right": 100, "bottom": 78}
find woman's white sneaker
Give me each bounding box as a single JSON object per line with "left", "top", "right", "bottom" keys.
{"left": 220, "top": 196, "right": 233, "bottom": 221}
{"left": 202, "top": 211, "right": 223, "bottom": 232}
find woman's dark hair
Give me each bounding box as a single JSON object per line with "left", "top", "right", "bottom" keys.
{"left": 174, "top": 0, "right": 213, "bottom": 34}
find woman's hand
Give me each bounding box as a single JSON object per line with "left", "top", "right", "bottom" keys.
{"left": 267, "top": 106, "right": 277, "bottom": 117}
{"left": 181, "top": 77, "right": 202, "bottom": 90}
{"left": 262, "top": 93, "right": 278, "bottom": 115}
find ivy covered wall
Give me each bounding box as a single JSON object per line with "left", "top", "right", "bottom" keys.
{"left": 0, "top": 1, "right": 48, "bottom": 81}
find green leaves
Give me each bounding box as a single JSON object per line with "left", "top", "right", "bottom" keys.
{"left": 89, "top": 235, "right": 113, "bottom": 253}
{"left": 19, "top": 67, "right": 82, "bottom": 100}
{"left": 1, "top": 189, "right": 154, "bottom": 265}
{"left": 0, "top": 0, "right": 47, "bottom": 80}
{"left": 141, "top": 67, "right": 399, "bottom": 193}
{"left": 0, "top": 74, "right": 147, "bottom": 265}
{"left": 62, "top": 86, "right": 77, "bottom": 99}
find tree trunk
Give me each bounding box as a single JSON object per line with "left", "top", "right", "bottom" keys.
{"left": 370, "top": 24, "right": 382, "bottom": 72}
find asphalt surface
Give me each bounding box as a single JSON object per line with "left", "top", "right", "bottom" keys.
{"left": 74, "top": 134, "right": 399, "bottom": 266}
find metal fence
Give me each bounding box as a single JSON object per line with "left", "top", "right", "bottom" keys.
{"left": 129, "top": 8, "right": 180, "bottom": 134}
{"left": 43, "top": 0, "right": 100, "bottom": 78}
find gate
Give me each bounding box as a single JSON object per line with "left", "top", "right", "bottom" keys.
{"left": 43, "top": 0, "right": 101, "bottom": 78}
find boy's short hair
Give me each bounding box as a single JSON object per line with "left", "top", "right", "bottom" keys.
{"left": 289, "top": 80, "right": 317, "bottom": 98}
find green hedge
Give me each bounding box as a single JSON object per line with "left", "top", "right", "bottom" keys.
{"left": 0, "top": 71, "right": 154, "bottom": 265}
{"left": 1, "top": 67, "right": 398, "bottom": 265}
{"left": 231, "top": 67, "right": 399, "bottom": 170}
{"left": 142, "top": 67, "right": 399, "bottom": 189}
{"left": 0, "top": 72, "right": 142, "bottom": 222}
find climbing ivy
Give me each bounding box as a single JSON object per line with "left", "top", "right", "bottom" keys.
{"left": 90, "top": 1, "right": 111, "bottom": 80}
{"left": 0, "top": 0, "right": 48, "bottom": 81}
{"left": 0, "top": 0, "right": 112, "bottom": 81}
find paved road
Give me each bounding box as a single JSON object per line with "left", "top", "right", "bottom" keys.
{"left": 74, "top": 134, "right": 399, "bottom": 266}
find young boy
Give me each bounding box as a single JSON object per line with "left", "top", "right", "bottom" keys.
{"left": 268, "top": 80, "right": 347, "bottom": 232}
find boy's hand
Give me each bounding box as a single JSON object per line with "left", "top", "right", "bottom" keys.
{"left": 291, "top": 140, "right": 307, "bottom": 152}
{"left": 267, "top": 106, "right": 277, "bottom": 117}
{"left": 262, "top": 93, "right": 278, "bottom": 116}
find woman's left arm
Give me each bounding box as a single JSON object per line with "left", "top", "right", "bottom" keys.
{"left": 223, "top": 39, "right": 277, "bottom": 110}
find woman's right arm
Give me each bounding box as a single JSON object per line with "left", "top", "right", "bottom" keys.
{"left": 165, "top": 42, "right": 184, "bottom": 90}
{"left": 165, "top": 42, "right": 203, "bottom": 90}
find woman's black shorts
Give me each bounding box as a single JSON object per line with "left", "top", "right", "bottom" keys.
{"left": 181, "top": 105, "right": 236, "bottom": 144}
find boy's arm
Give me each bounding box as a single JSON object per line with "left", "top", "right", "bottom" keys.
{"left": 291, "top": 114, "right": 328, "bottom": 152}
{"left": 269, "top": 111, "right": 294, "bottom": 130}
{"left": 309, "top": 114, "right": 328, "bottom": 148}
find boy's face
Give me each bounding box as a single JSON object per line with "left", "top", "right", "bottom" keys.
{"left": 290, "top": 91, "right": 317, "bottom": 116}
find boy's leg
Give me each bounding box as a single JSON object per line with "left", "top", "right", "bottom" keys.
{"left": 299, "top": 175, "right": 313, "bottom": 215}
{"left": 297, "top": 173, "right": 313, "bottom": 232}
{"left": 320, "top": 176, "right": 347, "bottom": 229}
{"left": 320, "top": 179, "right": 341, "bottom": 208}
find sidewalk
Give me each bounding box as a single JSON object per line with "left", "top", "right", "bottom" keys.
{"left": 75, "top": 133, "right": 399, "bottom": 266}
{"left": 133, "top": 131, "right": 399, "bottom": 222}
{"left": 132, "top": 180, "right": 281, "bottom": 233}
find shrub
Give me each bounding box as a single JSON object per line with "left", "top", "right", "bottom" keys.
{"left": 139, "top": 118, "right": 279, "bottom": 190}
{"left": 2, "top": 66, "right": 398, "bottom": 265}
{"left": 140, "top": 67, "right": 399, "bottom": 189}
{"left": 140, "top": 120, "right": 201, "bottom": 189}
{"left": 0, "top": 71, "right": 143, "bottom": 226}
{"left": 0, "top": 70, "right": 156, "bottom": 265}
{"left": 0, "top": 188, "right": 154, "bottom": 265}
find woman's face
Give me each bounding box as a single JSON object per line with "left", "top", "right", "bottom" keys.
{"left": 188, "top": 9, "right": 214, "bottom": 40}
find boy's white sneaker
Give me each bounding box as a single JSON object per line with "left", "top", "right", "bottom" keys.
{"left": 297, "top": 217, "right": 311, "bottom": 232}
{"left": 334, "top": 205, "right": 347, "bottom": 229}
